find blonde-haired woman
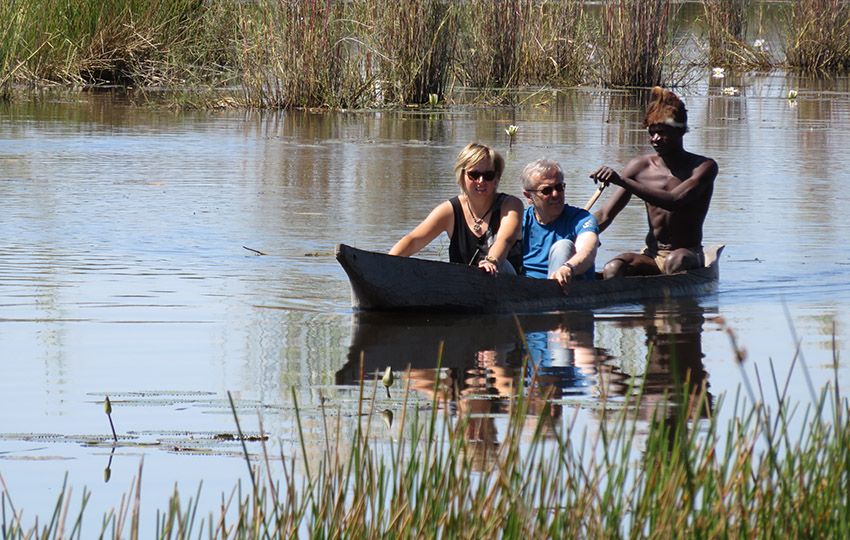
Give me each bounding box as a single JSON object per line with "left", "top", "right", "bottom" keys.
{"left": 390, "top": 142, "right": 523, "bottom": 275}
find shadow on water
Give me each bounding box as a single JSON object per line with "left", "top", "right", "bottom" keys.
{"left": 338, "top": 297, "right": 715, "bottom": 466}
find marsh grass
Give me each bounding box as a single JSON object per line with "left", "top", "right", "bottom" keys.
{"left": 600, "top": 0, "right": 674, "bottom": 88}
{"left": 458, "top": 0, "right": 592, "bottom": 100}
{"left": 5, "top": 1, "right": 850, "bottom": 108}
{"left": 359, "top": 0, "right": 457, "bottom": 105}
{"left": 460, "top": 0, "right": 523, "bottom": 94}
{"left": 515, "top": 0, "right": 593, "bottom": 88}
{"left": 0, "top": 1, "right": 27, "bottom": 100}
{"left": 785, "top": 0, "right": 850, "bottom": 74}
{"left": 702, "top": 0, "right": 771, "bottom": 68}
{"left": 3, "top": 332, "right": 850, "bottom": 538}
{"left": 2, "top": 0, "right": 239, "bottom": 90}
{"left": 238, "top": 0, "right": 354, "bottom": 109}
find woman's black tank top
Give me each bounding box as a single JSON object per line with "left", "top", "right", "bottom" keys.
{"left": 448, "top": 194, "right": 522, "bottom": 271}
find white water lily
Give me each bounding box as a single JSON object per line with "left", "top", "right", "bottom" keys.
{"left": 505, "top": 124, "right": 518, "bottom": 147}
{"left": 722, "top": 87, "right": 739, "bottom": 96}
{"left": 787, "top": 89, "right": 798, "bottom": 100}
{"left": 428, "top": 93, "right": 439, "bottom": 107}
{"left": 754, "top": 39, "right": 766, "bottom": 51}
{"left": 712, "top": 67, "right": 725, "bottom": 78}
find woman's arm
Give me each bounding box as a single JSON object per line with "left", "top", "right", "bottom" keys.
{"left": 389, "top": 200, "right": 454, "bottom": 257}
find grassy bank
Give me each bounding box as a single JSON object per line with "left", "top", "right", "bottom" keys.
{"left": 2, "top": 336, "right": 848, "bottom": 539}
{"left": 1, "top": 0, "right": 847, "bottom": 108}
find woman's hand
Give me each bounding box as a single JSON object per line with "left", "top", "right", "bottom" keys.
{"left": 479, "top": 258, "right": 499, "bottom": 276}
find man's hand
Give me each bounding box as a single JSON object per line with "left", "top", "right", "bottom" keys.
{"left": 590, "top": 166, "right": 621, "bottom": 187}
{"left": 550, "top": 264, "right": 574, "bottom": 295}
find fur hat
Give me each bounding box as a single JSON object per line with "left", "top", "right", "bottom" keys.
{"left": 643, "top": 86, "right": 688, "bottom": 131}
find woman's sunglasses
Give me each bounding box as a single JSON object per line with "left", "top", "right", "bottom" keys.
{"left": 466, "top": 169, "right": 497, "bottom": 182}
{"left": 530, "top": 183, "right": 565, "bottom": 196}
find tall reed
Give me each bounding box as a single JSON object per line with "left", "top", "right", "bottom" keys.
{"left": 702, "top": 0, "right": 771, "bottom": 68}
{"left": 785, "top": 0, "right": 850, "bottom": 73}
{"left": 517, "top": 0, "right": 593, "bottom": 87}
{"left": 238, "top": 0, "right": 364, "bottom": 109}
{"left": 459, "top": 0, "right": 523, "bottom": 92}
{"left": 703, "top": 0, "right": 748, "bottom": 66}
{"left": 599, "top": 0, "right": 673, "bottom": 88}
{"left": 0, "top": 1, "right": 27, "bottom": 100}
{"left": 9, "top": 0, "right": 238, "bottom": 88}
{"left": 356, "top": 0, "right": 457, "bottom": 105}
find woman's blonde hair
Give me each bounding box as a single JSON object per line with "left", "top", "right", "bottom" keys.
{"left": 454, "top": 142, "right": 504, "bottom": 192}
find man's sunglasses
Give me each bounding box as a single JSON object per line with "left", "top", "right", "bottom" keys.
{"left": 466, "top": 169, "right": 497, "bottom": 182}
{"left": 530, "top": 183, "right": 565, "bottom": 196}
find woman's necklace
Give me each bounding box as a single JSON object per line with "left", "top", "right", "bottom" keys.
{"left": 465, "top": 195, "right": 498, "bottom": 233}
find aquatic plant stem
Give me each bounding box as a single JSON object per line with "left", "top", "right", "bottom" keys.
{"left": 290, "top": 387, "right": 311, "bottom": 479}
{"left": 105, "top": 396, "right": 118, "bottom": 442}
{"left": 227, "top": 391, "right": 257, "bottom": 492}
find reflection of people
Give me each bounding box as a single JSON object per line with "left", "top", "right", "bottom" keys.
{"left": 523, "top": 312, "right": 600, "bottom": 397}
{"left": 389, "top": 142, "right": 523, "bottom": 275}
{"left": 591, "top": 87, "right": 718, "bottom": 278}
{"left": 641, "top": 300, "right": 713, "bottom": 416}
{"left": 521, "top": 159, "right": 599, "bottom": 294}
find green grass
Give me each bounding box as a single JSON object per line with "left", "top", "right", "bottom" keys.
{"left": 2, "top": 331, "right": 849, "bottom": 539}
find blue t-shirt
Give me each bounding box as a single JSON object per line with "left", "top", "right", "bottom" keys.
{"left": 522, "top": 205, "right": 599, "bottom": 279}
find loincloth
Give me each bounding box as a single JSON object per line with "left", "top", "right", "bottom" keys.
{"left": 641, "top": 246, "right": 704, "bottom": 272}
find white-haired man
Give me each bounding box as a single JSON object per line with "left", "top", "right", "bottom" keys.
{"left": 521, "top": 159, "right": 599, "bottom": 294}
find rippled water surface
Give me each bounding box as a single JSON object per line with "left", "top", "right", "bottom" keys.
{"left": 2, "top": 73, "right": 850, "bottom": 530}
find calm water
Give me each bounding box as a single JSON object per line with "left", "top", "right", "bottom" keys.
{"left": 2, "top": 72, "right": 850, "bottom": 530}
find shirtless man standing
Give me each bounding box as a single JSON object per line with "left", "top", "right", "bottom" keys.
{"left": 591, "top": 87, "right": 718, "bottom": 278}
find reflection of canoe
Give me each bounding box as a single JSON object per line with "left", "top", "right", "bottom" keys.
{"left": 336, "top": 311, "right": 596, "bottom": 386}
{"left": 335, "top": 243, "right": 724, "bottom": 313}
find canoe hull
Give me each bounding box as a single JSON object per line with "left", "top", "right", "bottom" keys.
{"left": 335, "top": 243, "right": 723, "bottom": 313}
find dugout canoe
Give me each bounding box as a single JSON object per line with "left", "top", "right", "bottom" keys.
{"left": 335, "top": 243, "right": 724, "bottom": 313}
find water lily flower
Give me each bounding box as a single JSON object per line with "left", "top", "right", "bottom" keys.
{"left": 787, "top": 89, "right": 798, "bottom": 100}
{"left": 754, "top": 39, "right": 766, "bottom": 51}
{"left": 722, "top": 87, "right": 739, "bottom": 96}
{"left": 428, "top": 93, "right": 439, "bottom": 107}
{"left": 383, "top": 366, "right": 394, "bottom": 398}
{"left": 382, "top": 409, "right": 393, "bottom": 429}
{"left": 505, "top": 124, "right": 518, "bottom": 147}
{"left": 712, "top": 67, "right": 725, "bottom": 78}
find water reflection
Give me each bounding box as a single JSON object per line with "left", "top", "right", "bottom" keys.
{"left": 338, "top": 301, "right": 714, "bottom": 465}
{"left": 611, "top": 298, "right": 715, "bottom": 422}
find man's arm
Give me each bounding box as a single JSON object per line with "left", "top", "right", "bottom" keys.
{"left": 549, "top": 230, "right": 598, "bottom": 294}
{"left": 593, "top": 186, "right": 630, "bottom": 233}
{"left": 590, "top": 156, "right": 648, "bottom": 232}
{"left": 592, "top": 158, "right": 718, "bottom": 211}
